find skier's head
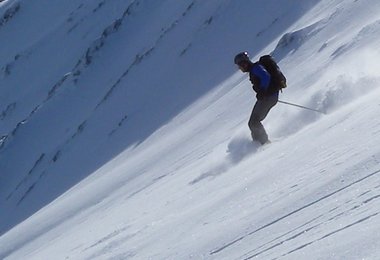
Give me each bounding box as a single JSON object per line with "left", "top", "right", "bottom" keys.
{"left": 234, "top": 51, "right": 251, "bottom": 72}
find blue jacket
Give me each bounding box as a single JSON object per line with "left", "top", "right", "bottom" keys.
{"left": 249, "top": 63, "right": 278, "bottom": 99}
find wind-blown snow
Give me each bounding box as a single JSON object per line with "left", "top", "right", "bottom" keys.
{"left": 1, "top": 0, "right": 380, "bottom": 259}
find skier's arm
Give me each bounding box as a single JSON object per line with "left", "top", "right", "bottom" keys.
{"left": 252, "top": 64, "right": 270, "bottom": 91}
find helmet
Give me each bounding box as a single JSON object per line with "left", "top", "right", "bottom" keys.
{"left": 234, "top": 51, "right": 250, "bottom": 65}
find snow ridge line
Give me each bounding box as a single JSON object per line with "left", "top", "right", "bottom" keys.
{"left": 0, "top": 1, "right": 140, "bottom": 153}
{"left": 0, "top": 1, "right": 198, "bottom": 211}
{"left": 0, "top": 1, "right": 20, "bottom": 28}
{"left": 209, "top": 168, "right": 380, "bottom": 255}
{"left": 95, "top": 1, "right": 196, "bottom": 109}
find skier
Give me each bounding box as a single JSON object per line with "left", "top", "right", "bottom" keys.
{"left": 234, "top": 51, "right": 279, "bottom": 145}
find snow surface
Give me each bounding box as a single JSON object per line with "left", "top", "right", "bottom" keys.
{"left": 1, "top": 0, "right": 380, "bottom": 259}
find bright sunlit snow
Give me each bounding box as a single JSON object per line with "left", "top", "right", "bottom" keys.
{"left": 1, "top": 0, "right": 380, "bottom": 259}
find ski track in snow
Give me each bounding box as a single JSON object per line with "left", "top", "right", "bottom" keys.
{"left": 210, "top": 167, "right": 380, "bottom": 256}
{"left": 238, "top": 169, "right": 380, "bottom": 259}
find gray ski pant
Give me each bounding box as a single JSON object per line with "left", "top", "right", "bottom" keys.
{"left": 248, "top": 96, "right": 278, "bottom": 144}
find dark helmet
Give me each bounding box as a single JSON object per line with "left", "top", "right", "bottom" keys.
{"left": 234, "top": 51, "right": 250, "bottom": 65}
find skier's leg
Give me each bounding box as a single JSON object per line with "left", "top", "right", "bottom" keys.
{"left": 249, "top": 114, "right": 268, "bottom": 144}
{"left": 248, "top": 98, "right": 277, "bottom": 144}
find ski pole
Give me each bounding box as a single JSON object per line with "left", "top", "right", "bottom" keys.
{"left": 278, "top": 100, "right": 326, "bottom": 114}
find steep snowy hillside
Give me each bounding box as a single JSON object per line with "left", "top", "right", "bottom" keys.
{"left": 1, "top": 0, "right": 380, "bottom": 259}
{"left": 0, "top": 0, "right": 316, "bottom": 236}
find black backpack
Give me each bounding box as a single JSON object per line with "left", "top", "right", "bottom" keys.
{"left": 259, "top": 55, "right": 287, "bottom": 90}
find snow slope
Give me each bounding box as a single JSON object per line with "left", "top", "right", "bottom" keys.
{"left": 1, "top": 0, "right": 380, "bottom": 259}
